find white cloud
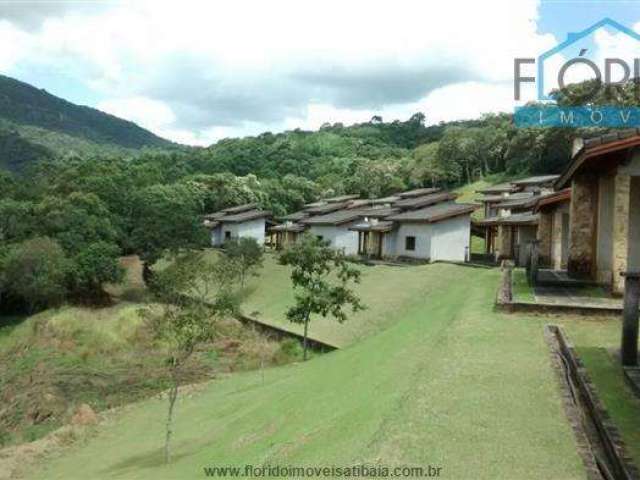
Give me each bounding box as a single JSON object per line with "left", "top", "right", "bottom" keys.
{"left": 0, "top": 0, "right": 561, "bottom": 144}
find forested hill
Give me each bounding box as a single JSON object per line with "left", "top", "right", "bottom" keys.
{"left": 0, "top": 74, "right": 175, "bottom": 170}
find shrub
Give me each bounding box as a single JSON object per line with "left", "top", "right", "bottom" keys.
{"left": 1, "top": 237, "right": 70, "bottom": 312}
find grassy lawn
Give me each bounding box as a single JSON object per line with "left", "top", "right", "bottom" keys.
{"left": 21, "top": 264, "right": 590, "bottom": 480}
{"left": 512, "top": 268, "right": 535, "bottom": 302}
{"left": 241, "top": 253, "right": 459, "bottom": 348}
{"left": 559, "top": 320, "right": 640, "bottom": 464}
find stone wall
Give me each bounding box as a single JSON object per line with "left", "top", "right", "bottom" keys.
{"left": 537, "top": 210, "right": 553, "bottom": 266}
{"left": 611, "top": 173, "right": 630, "bottom": 295}
{"left": 497, "top": 225, "right": 513, "bottom": 259}
{"left": 568, "top": 173, "right": 598, "bottom": 278}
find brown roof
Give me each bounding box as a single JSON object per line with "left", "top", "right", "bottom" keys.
{"left": 494, "top": 192, "right": 538, "bottom": 210}
{"left": 221, "top": 203, "right": 257, "bottom": 214}
{"left": 269, "top": 222, "right": 306, "bottom": 233}
{"left": 304, "top": 202, "right": 349, "bottom": 215}
{"left": 323, "top": 194, "right": 360, "bottom": 203}
{"left": 475, "top": 213, "right": 539, "bottom": 227}
{"left": 358, "top": 206, "right": 400, "bottom": 218}
{"left": 300, "top": 209, "right": 365, "bottom": 226}
{"left": 279, "top": 210, "right": 310, "bottom": 222}
{"left": 393, "top": 191, "right": 456, "bottom": 209}
{"left": 220, "top": 209, "right": 272, "bottom": 223}
{"left": 533, "top": 189, "right": 571, "bottom": 212}
{"left": 556, "top": 128, "right": 640, "bottom": 188}
{"left": 386, "top": 203, "right": 476, "bottom": 223}
{"left": 477, "top": 182, "right": 518, "bottom": 194}
{"left": 349, "top": 220, "right": 395, "bottom": 233}
{"left": 511, "top": 175, "right": 559, "bottom": 186}
{"left": 398, "top": 188, "right": 441, "bottom": 198}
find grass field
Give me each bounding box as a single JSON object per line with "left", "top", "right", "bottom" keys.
{"left": 20, "top": 263, "right": 596, "bottom": 480}
{"left": 241, "top": 254, "right": 452, "bottom": 348}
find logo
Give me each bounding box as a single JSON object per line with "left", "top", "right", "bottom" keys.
{"left": 513, "top": 18, "right": 640, "bottom": 127}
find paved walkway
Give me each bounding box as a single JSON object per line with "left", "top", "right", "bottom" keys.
{"left": 533, "top": 285, "right": 623, "bottom": 311}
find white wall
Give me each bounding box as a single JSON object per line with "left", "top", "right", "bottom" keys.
{"left": 429, "top": 215, "right": 471, "bottom": 262}
{"left": 220, "top": 218, "right": 267, "bottom": 246}
{"left": 394, "top": 223, "right": 432, "bottom": 259}
{"left": 307, "top": 224, "right": 359, "bottom": 255}
{"left": 210, "top": 225, "right": 223, "bottom": 247}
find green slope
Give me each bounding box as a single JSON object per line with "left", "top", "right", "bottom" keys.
{"left": 0, "top": 75, "right": 177, "bottom": 171}
{"left": 24, "top": 264, "right": 585, "bottom": 480}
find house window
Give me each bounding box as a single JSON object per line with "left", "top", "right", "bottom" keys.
{"left": 224, "top": 231, "right": 232, "bottom": 240}
{"left": 405, "top": 236, "right": 416, "bottom": 251}
{"left": 316, "top": 235, "right": 323, "bottom": 241}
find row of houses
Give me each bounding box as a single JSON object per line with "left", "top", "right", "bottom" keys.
{"left": 475, "top": 128, "right": 640, "bottom": 295}
{"left": 204, "top": 189, "right": 477, "bottom": 263}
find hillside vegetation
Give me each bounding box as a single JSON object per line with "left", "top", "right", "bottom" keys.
{"left": 0, "top": 75, "right": 176, "bottom": 171}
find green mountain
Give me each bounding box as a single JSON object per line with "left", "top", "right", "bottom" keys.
{"left": 0, "top": 75, "right": 176, "bottom": 171}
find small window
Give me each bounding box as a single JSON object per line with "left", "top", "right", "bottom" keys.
{"left": 405, "top": 236, "right": 416, "bottom": 251}
{"left": 225, "top": 231, "right": 232, "bottom": 240}
{"left": 316, "top": 235, "right": 323, "bottom": 241}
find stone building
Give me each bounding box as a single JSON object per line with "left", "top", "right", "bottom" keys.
{"left": 533, "top": 189, "right": 571, "bottom": 270}
{"left": 555, "top": 130, "right": 640, "bottom": 294}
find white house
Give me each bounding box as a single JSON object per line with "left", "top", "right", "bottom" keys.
{"left": 205, "top": 203, "right": 271, "bottom": 247}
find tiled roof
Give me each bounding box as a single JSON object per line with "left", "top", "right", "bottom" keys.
{"left": 494, "top": 192, "right": 538, "bottom": 210}
{"left": 393, "top": 192, "right": 456, "bottom": 209}
{"left": 398, "top": 187, "right": 441, "bottom": 198}
{"left": 269, "top": 222, "right": 306, "bottom": 233}
{"left": 301, "top": 209, "right": 365, "bottom": 226}
{"left": 511, "top": 175, "right": 559, "bottom": 186}
{"left": 556, "top": 129, "right": 640, "bottom": 188}
{"left": 279, "top": 210, "right": 310, "bottom": 222}
{"left": 477, "top": 182, "right": 518, "bottom": 194}
{"left": 323, "top": 194, "right": 360, "bottom": 203}
{"left": 349, "top": 220, "right": 395, "bottom": 233}
{"left": 386, "top": 203, "right": 476, "bottom": 223}
{"left": 358, "top": 206, "right": 400, "bottom": 218}
{"left": 221, "top": 203, "right": 257, "bottom": 214}
{"left": 304, "top": 201, "right": 349, "bottom": 215}
{"left": 533, "top": 189, "right": 571, "bottom": 212}
{"left": 475, "top": 213, "right": 539, "bottom": 227}
{"left": 219, "top": 209, "right": 271, "bottom": 223}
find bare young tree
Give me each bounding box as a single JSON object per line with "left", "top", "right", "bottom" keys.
{"left": 143, "top": 251, "right": 239, "bottom": 464}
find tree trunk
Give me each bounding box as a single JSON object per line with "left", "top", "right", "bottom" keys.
{"left": 142, "top": 261, "right": 154, "bottom": 286}
{"left": 164, "top": 377, "right": 179, "bottom": 464}
{"left": 302, "top": 313, "right": 310, "bottom": 361}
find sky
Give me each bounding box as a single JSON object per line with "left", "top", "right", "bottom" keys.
{"left": 0, "top": 0, "right": 639, "bottom": 146}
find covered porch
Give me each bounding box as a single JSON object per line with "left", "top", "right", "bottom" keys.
{"left": 349, "top": 220, "right": 395, "bottom": 259}
{"left": 268, "top": 222, "right": 306, "bottom": 250}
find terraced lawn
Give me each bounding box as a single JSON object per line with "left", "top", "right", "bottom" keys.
{"left": 241, "top": 254, "right": 457, "bottom": 348}
{"left": 22, "top": 263, "right": 592, "bottom": 480}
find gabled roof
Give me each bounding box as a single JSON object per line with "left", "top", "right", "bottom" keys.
{"left": 358, "top": 206, "right": 400, "bottom": 218}
{"left": 278, "top": 210, "right": 310, "bottom": 222}
{"left": 305, "top": 201, "right": 349, "bottom": 215}
{"left": 494, "top": 192, "right": 538, "bottom": 210}
{"left": 533, "top": 189, "right": 571, "bottom": 213}
{"left": 511, "top": 175, "right": 559, "bottom": 186}
{"left": 220, "top": 209, "right": 272, "bottom": 223}
{"left": 349, "top": 220, "right": 395, "bottom": 233}
{"left": 300, "top": 209, "right": 365, "bottom": 226}
{"left": 556, "top": 128, "right": 640, "bottom": 189}
{"left": 476, "top": 182, "right": 519, "bottom": 194}
{"left": 386, "top": 203, "right": 476, "bottom": 223}
{"left": 221, "top": 203, "right": 257, "bottom": 214}
{"left": 324, "top": 194, "right": 360, "bottom": 203}
{"left": 475, "top": 212, "right": 539, "bottom": 227}
{"left": 268, "top": 222, "right": 306, "bottom": 233}
{"left": 393, "top": 192, "right": 456, "bottom": 209}
{"left": 398, "top": 187, "right": 441, "bottom": 198}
